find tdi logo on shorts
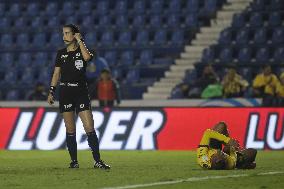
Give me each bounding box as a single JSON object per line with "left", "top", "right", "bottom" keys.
{"left": 64, "top": 104, "right": 72, "bottom": 109}
{"left": 75, "top": 60, "right": 83, "bottom": 70}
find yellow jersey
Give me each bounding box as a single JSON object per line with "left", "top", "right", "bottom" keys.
{"left": 252, "top": 74, "right": 279, "bottom": 95}
{"left": 197, "top": 129, "right": 237, "bottom": 170}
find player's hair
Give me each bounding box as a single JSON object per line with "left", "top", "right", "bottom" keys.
{"left": 63, "top": 24, "right": 80, "bottom": 34}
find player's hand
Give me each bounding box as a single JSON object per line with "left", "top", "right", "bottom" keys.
{"left": 74, "top": 33, "right": 83, "bottom": 42}
{"left": 47, "top": 93, "right": 54, "bottom": 105}
{"left": 228, "top": 139, "right": 240, "bottom": 150}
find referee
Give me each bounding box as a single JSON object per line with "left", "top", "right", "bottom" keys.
{"left": 47, "top": 24, "right": 110, "bottom": 169}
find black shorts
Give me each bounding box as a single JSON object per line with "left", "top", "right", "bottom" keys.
{"left": 59, "top": 82, "right": 91, "bottom": 113}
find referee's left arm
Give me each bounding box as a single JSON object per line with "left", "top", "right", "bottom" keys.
{"left": 74, "top": 33, "right": 93, "bottom": 62}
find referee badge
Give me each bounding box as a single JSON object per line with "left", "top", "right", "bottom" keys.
{"left": 75, "top": 60, "right": 83, "bottom": 70}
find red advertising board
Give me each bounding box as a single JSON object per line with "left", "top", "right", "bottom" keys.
{"left": 0, "top": 107, "right": 283, "bottom": 150}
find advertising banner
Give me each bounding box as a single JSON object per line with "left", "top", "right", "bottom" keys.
{"left": 0, "top": 107, "right": 283, "bottom": 150}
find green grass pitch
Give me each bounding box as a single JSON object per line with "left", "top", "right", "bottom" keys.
{"left": 0, "top": 150, "right": 283, "bottom": 189}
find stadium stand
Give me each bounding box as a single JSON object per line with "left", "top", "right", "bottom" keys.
{"left": 0, "top": 0, "right": 229, "bottom": 100}
{"left": 169, "top": 0, "right": 284, "bottom": 99}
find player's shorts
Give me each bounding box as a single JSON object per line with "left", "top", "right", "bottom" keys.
{"left": 59, "top": 82, "right": 91, "bottom": 113}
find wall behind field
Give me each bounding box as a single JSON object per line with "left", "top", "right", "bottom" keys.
{"left": 0, "top": 106, "right": 283, "bottom": 150}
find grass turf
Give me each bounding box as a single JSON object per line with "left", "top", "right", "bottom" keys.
{"left": 0, "top": 150, "right": 283, "bottom": 189}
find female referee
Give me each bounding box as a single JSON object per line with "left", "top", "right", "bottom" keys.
{"left": 47, "top": 24, "right": 110, "bottom": 170}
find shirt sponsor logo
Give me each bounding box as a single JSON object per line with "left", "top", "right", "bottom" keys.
{"left": 75, "top": 60, "right": 83, "bottom": 70}
{"left": 61, "top": 54, "right": 68, "bottom": 59}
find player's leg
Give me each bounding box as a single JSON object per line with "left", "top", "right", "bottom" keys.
{"left": 210, "top": 122, "right": 230, "bottom": 149}
{"left": 236, "top": 148, "right": 257, "bottom": 169}
{"left": 62, "top": 111, "right": 79, "bottom": 168}
{"left": 78, "top": 109, "right": 110, "bottom": 170}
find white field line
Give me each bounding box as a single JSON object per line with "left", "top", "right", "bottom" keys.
{"left": 101, "top": 171, "right": 284, "bottom": 189}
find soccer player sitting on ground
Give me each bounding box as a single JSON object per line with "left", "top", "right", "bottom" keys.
{"left": 197, "top": 122, "right": 257, "bottom": 170}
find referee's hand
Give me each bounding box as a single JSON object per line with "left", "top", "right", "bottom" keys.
{"left": 74, "top": 33, "right": 82, "bottom": 42}
{"left": 47, "top": 94, "right": 54, "bottom": 105}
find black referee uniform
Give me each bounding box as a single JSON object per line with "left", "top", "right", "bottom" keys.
{"left": 55, "top": 47, "right": 92, "bottom": 113}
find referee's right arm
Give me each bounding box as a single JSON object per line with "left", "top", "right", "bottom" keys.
{"left": 47, "top": 67, "right": 61, "bottom": 105}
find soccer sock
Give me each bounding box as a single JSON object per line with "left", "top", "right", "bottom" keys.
{"left": 66, "top": 132, "right": 77, "bottom": 162}
{"left": 87, "top": 131, "right": 101, "bottom": 162}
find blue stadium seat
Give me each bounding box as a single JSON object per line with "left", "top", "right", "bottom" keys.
{"left": 251, "top": 0, "right": 265, "bottom": 11}
{"left": 14, "top": 17, "right": 27, "bottom": 29}
{"left": 16, "top": 33, "right": 29, "bottom": 49}
{"left": 238, "top": 67, "right": 252, "bottom": 81}
{"left": 167, "top": 0, "right": 181, "bottom": 13}
{"left": 49, "top": 33, "right": 63, "bottom": 48}
{"left": 104, "top": 51, "right": 117, "bottom": 66}
{"left": 115, "top": 0, "right": 127, "bottom": 14}
{"left": 269, "top": 0, "right": 284, "bottom": 10}
{"left": 115, "top": 15, "right": 129, "bottom": 28}
{"left": 85, "top": 32, "right": 97, "bottom": 47}
{"left": 31, "top": 17, "right": 43, "bottom": 28}
{"left": 0, "top": 34, "right": 13, "bottom": 48}
{"left": 249, "top": 13, "right": 263, "bottom": 27}
{"left": 96, "top": 1, "right": 109, "bottom": 15}
{"left": 136, "top": 30, "right": 149, "bottom": 46}
{"left": 167, "top": 14, "right": 180, "bottom": 28}
{"left": 8, "top": 3, "right": 21, "bottom": 17}
{"left": 185, "top": 14, "right": 198, "bottom": 28}
{"left": 78, "top": 1, "right": 92, "bottom": 15}
{"left": 170, "top": 87, "right": 183, "bottom": 99}
{"left": 238, "top": 47, "right": 252, "bottom": 63}
{"left": 150, "top": 0, "right": 163, "bottom": 14}
{"left": 0, "top": 18, "right": 11, "bottom": 28}
{"left": 253, "top": 28, "right": 267, "bottom": 44}
{"left": 26, "top": 3, "right": 39, "bottom": 16}
{"left": 219, "top": 47, "right": 233, "bottom": 63}
{"left": 120, "top": 51, "right": 134, "bottom": 65}
{"left": 32, "top": 33, "right": 46, "bottom": 48}
{"left": 99, "top": 15, "right": 111, "bottom": 28}
{"left": 1, "top": 53, "right": 14, "bottom": 69}
{"left": 268, "top": 12, "right": 281, "bottom": 27}
{"left": 255, "top": 47, "right": 270, "bottom": 63}
{"left": 37, "top": 71, "right": 51, "bottom": 85}
{"left": 232, "top": 13, "right": 245, "bottom": 28}
{"left": 112, "top": 68, "right": 122, "bottom": 79}
{"left": 100, "top": 31, "right": 114, "bottom": 46}
{"left": 139, "top": 50, "right": 153, "bottom": 65}
{"left": 47, "top": 17, "right": 60, "bottom": 28}
{"left": 4, "top": 70, "right": 18, "bottom": 85}
{"left": 0, "top": 3, "right": 5, "bottom": 16}
{"left": 82, "top": 15, "right": 94, "bottom": 28}
{"left": 200, "top": 0, "right": 217, "bottom": 16}
{"left": 185, "top": 0, "right": 199, "bottom": 12}
{"left": 118, "top": 31, "right": 132, "bottom": 46}
{"left": 61, "top": 2, "right": 74, "bottom": 16}
{"left": 126, "top": 69, "right": 140, "bottom": 82}
{"left": 272, "top": 28, "right": 284, "bottom": 44}
{"left": 153, "top": 29, "right": 167, "bottom": 45}
{"left": 6, "top": 90, "right": 19, "bottom": 101}
{"left": 33, "top": 52, "right": 48, "bottom": 68}
{"left": 218, "top": 29, "right": 232, "bottom": 45}
{"left": 201, "top": 48, "right": 215, "bottom": 63}
{"left": 171, "top": 30, "right": 184, "bottom": 46}
{"left": 235, "top": 28, "right": 249, "bottom": 45}
{"left": 149, "top": 15, "right": 162, "bottom": 28}
{"left": 18, "top": 52, "right": 32, "bottom": 67}
{"left": 65, "top": 17, "right": 78, "bottom": 25}
{"left": 44, "top": 2, "right": 58, "bottom": 16}
{"left": 273, "top": 47, "right": 284, "bottom": 62}
{"left": 132, "top": 0, "right": 145, "bottom": 14}
{"left": 20, "top": 68, "right": 34, "bottom": 86}
{"left": 132, "top": 15, "right": 145, "bottom": 28}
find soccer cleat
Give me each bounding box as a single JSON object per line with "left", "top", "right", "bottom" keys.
{"left": 69, "top": 160, "right": 79, "bottom": 168}
{"left": 94, "top": 160, "right": 111, "bottom": 170}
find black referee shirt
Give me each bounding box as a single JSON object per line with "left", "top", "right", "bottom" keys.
{"left": 55, "top": 47, "right": 93, "bottom": 83}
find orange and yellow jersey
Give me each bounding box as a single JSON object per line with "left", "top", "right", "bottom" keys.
{"left": 197, "top": 129, "right": 232, "bottom": 169}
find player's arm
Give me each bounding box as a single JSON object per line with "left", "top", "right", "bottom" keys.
{"left": 225, "top": 146, "right": 238, "bottom": 170}
{"left": 199, "top": 129, "right": 237, "bottom": 146}
{"left": 47, "top": 67, "right": 61, "bottom": 105}
{"left": 74, "top": 33, "right": 93, "bottom": 62}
